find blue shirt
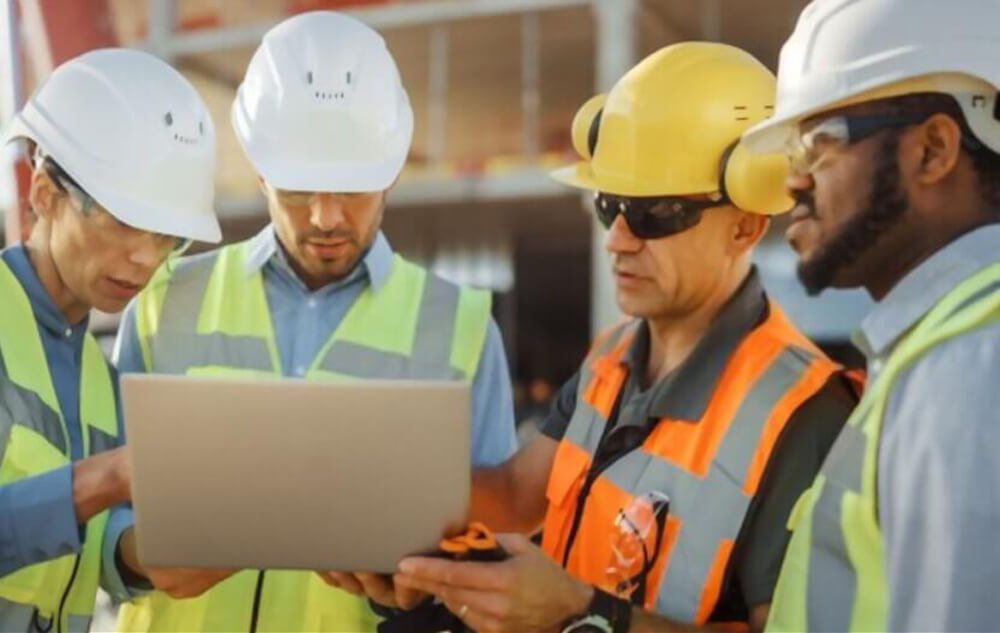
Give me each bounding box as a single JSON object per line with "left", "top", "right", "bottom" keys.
{"left": 852, "top": 224, "right": 1000, "bottom": 632}
{"left": 0, "top": 244, "right": 141, "bottom": 602}
{"left": 115, "top": 227, "right": 517, "bottom": 468}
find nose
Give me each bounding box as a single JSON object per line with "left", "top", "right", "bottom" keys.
{"left": 605, "top": 213, "right": 643, "bottom": 255}
{"left": 786, "top": 166, "right": 815, "bottom": 197}
{"left": 310, "top": 194, "right": 347, "bottom": 232}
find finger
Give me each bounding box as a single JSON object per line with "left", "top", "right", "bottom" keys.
{"left": 397, "top": 557, "right": 509, "bottom": 591}
{"left": 330, "top": 572, "right": 365, "bottom": 596}
{"left": 401, "top": 581, "right": 509, "bottom": 622}
{"left": 395, "top": 585, "right": 430, "bottom": 610}
{"left": 316, "top": 571, "right": 345, "bottom": 588}
{"left": 356, "top": 573, "right": 397, "bottom": 607}
{"left": 439, "top": 596, "right": 503, "bottom": 633}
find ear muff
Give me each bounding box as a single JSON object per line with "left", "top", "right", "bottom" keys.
{"left": 719, "top": 141, "right": 794, "bottom": 215}
{"left": 571, "top": 93, "right": 608, "bottom": 160}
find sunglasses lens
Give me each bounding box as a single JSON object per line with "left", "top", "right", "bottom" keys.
{"left": 593, "top": 194, "right": 618, "bottom": 229}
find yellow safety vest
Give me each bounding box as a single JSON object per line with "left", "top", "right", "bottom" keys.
{"left": 0, "top": 259, "right": 120, "bottom": 633}
{"left": 767, "top": 262, "right": 1000, "bottom": 632}
{"left": 118, "top": 240, "right": 491, "bottom": 632}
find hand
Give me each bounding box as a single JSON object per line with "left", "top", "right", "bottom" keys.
{"left": 317, "top": 571, "right": 429, "bottom": 610}
{"left": 144, "top": 567, "right": 237, "bottom": 599}
{"left": 72, "top": 446, "right": 132, "bottom": 523}
{"left": 394, "top": 533, "right": 593, "bottom": 633}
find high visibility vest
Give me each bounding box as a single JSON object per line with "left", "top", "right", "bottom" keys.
{"left": 118, "top": 240, "right": 492, "bottom": 633}
{"left": 542, "top": 302, "right": 843, "bottom": 625}
{"left": 766, "top": 262, "right": 1000, "bottom": 632}
{"left": 0, "top": 259, "right": 120, "bottom": 633}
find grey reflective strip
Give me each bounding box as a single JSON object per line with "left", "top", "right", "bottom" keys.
{"left": 88, "top": 425, "right": 118, "bottom": 456}
{"left": 63, "top": 613, "right": 92, "bottom": 632}
{"left": 806, "top": 484, "right": 856, "bottom": 633}
{"left": 563, "top": 402, "right": 607, "bottom": 457}
{"left": 147, "top": 253, "right": 275, "bottom": 374}
{"left": 592, "top": 346, "right": 817, "bottom": 621}
{"left": 410, "top": 274, "right": 461, "bottom": 373}
{"left": 150, "top": 332, "right": 274, "bottom": 374}
{"left": 713, "top": 346, "right": 814, "bottom": 484}
{"left": 819, "top": 417, "right": 867, "bottom": 493}
{"left": 801, "top": 403, "right": 871, "bottom": 630}
{"left": 318, "top": 340, "right": 462, "bottom": 380}
{"left": 561, "top": 322, "right": 637, "bottom": 458}
{"left": 0, "top": 372, "right": 67, "bottom": 456}
{"left": 317, "top": 274, "right": 462, "bottom": 380}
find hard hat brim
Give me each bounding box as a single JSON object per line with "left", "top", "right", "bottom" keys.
{"left": 549, "top": 162, "right": 600, "bottom": 192}
{"left": 86, "top": 178, "right": 223, "bottom": 244}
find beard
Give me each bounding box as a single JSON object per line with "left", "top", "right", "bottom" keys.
{"left": 797, "top": 133, "right": 910, "bottom": 296}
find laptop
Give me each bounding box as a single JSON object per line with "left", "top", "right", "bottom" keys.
{"left": 121, "top": 374, "right": 471, "bottom": 573}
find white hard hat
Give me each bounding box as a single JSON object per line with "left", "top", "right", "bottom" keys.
{"left": 744, "top": 0, "right": 1000, "bottom": 155}
{"left": 232, "top": 11, "right": 413, "bottom": 193}
{"left": 1, "top": 48, "right": 221, "bottom": 243}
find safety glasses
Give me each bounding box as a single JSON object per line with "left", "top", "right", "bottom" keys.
{"left": 593, "top": 192, "right": 722, "bottom": 240}
{"left": 791, "top": 111, "right": 985, "bottom": 172}
{"left": 42, "top": 158, "right": 191, "bottom": 255}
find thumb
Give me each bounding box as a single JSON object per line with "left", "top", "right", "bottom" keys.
{"left": 495, "top": 532, "right": 534, "bottom": 556}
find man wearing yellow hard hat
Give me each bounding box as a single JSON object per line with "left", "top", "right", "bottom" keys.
{"left": 376, "top": 42, "right": 860, "bottom": 633}
{"left": 740, "top": 0, "right": 1000, "bottom": 631}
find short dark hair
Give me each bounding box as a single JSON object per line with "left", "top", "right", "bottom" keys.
{"left": 876, "top": 92, "right": 1000, "bottom": 214}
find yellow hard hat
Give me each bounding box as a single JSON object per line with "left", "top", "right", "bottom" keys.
{"left": 552, "top": 42, "right": 793, "bottom": 215}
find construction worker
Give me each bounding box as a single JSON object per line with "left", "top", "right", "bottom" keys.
{"left": 0, "top": 49, "right": 222, "bottom": 631}
{"left": 738, "top": 1, "right": 1000, "bottom": 631}
{"left": 357, "top": 43, "right": 860, "bottom": 633}
{"left": 112, "top": 11, "right": 517, "bottom": 633}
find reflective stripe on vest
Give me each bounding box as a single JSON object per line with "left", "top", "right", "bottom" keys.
{"left": 0, "top": 259, "right": 120, "bottom": 631}
{"left": 120, "top": 239, "right": 491, "bottom": 632}
{"left": 542, "top": 303, "right": 840, "bottom": 625}
{"left": 767, "top": 262, "right": 1000, "bottom": 633}
{"left": 135, "top": 241, "right": 486, "bottom": 381}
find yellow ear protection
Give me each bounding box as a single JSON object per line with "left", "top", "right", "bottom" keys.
{"left": 718, "top": 141, "right": 794, "bottom": 215}
{"left": 571, "top": 93, "right": 608, "bottom": 161}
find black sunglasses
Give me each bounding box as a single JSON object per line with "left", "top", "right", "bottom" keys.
{"left": 594, "top": 192, "right": 723, "bottom": 240}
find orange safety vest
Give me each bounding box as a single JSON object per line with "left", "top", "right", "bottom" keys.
{"left": 542, "top": 303, "right": 844, "bottom": 625}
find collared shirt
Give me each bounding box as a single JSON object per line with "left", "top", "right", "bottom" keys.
{"left": 115, "top": 226, "right": 517, "bottom": 467}
{"left": 0, "top": 244, "right": 142, "bottom": 603}
{"left": 543, "top": 268, "right": 857, "bottom": 619}
{"left": 852, "top": 223, "right": 1000, "bottom": 633}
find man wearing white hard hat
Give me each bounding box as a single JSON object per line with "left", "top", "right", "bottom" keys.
{"left": 0, "top": 48, "right": 223, "bottom": 632}
{"left": 741, "top": 0, "right": 1000, "bottom": 631}
{"left": 114, "top": 11, "right": 517, "bottom": 633}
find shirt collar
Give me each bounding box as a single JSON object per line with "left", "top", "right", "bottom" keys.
{"left": 1, "top": 244, "right": 88, "bottom": 337}
{"left": 242, "top": 225, "right": 394, "bottom": 293}
{"left": 854, "top": 223, "right": 1000, "bottom": 360}
{"left": 622, "top": 267, "right": 768, "bottom": 422}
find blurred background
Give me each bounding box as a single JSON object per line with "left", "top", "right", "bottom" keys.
{"left": 1, "top": 0, "right": 871, "bottom": 451}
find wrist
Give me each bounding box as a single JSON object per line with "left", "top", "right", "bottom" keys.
{"left": 564, "top": 580, "right": 595, "bottom": 621}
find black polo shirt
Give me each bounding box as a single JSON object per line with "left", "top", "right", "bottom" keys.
{"left": 542, "top": 269, "right": 856, "bottom": 621}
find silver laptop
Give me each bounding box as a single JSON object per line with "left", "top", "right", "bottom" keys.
{"left": 121, "top": 374, "right": 471, "bottom": 573}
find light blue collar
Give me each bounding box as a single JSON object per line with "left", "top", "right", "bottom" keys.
{"left": 853, "top": 223, "right": 1000, "bottom": 359}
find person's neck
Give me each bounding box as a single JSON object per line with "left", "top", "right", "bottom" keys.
{"left": 24, "top": 235, "right": 90, "bottom": 325}
{"left": 643, "top": 265, "right": 750, "bottom": 388}
{"left": 863, "top": 213, "right": 995, "bottom": 301}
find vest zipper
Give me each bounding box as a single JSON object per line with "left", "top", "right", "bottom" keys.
{"left": 55, "top": 554, "right": 82, "bottom": 633}
{"left": 248, "top": 571, "right": 266, "bottom": 633}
